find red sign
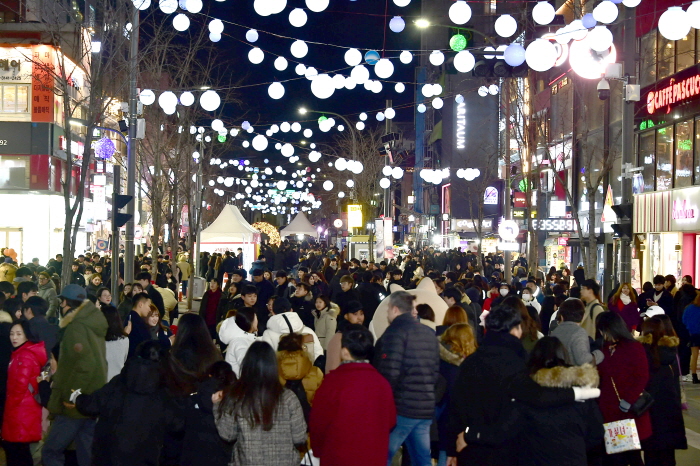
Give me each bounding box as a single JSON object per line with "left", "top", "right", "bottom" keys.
{"left": 646, "top": 73, "right": 700, "bottom": 115}
{"left": 514, "top": 192, "right": 527, "bottom": 208}
{"left": 31, "top": 46, "right": 54, "bottom": 123}
{"left": 558, "top": 237, "right": 569, "bottom": 246}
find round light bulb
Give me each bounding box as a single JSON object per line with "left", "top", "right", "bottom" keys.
{"left": 495, "top": 14, "right": 517, "bottom": 38}
{"left": 449, "top": 0, "right": 472, "bottom": 25}
{"left": 533, "top": 1, "right": 556, "bottom": 25}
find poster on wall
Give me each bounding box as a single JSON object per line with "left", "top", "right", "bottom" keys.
{"left": 631, "top": 259, "right": 641, "bottom": 291}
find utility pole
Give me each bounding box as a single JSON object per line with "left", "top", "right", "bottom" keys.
{"left": 504, "top": 80, "right": 513, "bottom": 284}
{"left": 384, "top": 99, "right": 392, "bottom": 219}
{"left": 124, "top": 5, "right": 139, "bottom": 284}
{"left": 111, "top": 165, "right": 121, "bottom": 301}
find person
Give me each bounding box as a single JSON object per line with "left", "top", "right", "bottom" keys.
{"left": 252, "top": 268, "right": 274, "bottom": 332}
{"left": 85, "top": 273, "right": 103, "bottom": 297}
{"left": 519, "top": 337, "right": 604, "bottom": 466}
{"left": 145, "top": 304, "right": 174, "bottom": 348}
{"left": 608, "top": 283, "right": 641, "bottom": 332}
{"left": 214, "top": 341, "right": 307, "bottom": 466}
{"left": 218, "top": 306, "right": 258, "bottom": 377}
{"left": 335, "top": 274, "right": 360, "bottom": 315}
{"left": 277, "top": 333, "right": 324, "bottom": 422}
{"left": 1, "top": 320, "right": 48, "bottom": 466}
{"left": 436, "top": 305, "right": 469, "bottom": 336}
{"left": 356, "top": 271, "right": 383, "bottom": 325}
{"left": 22, "top": 296, "right": 58, "bottom": 361}
{"left": 72, "top": 340, "right": 184, "bottom": 466}
{"left": 326, "top": 300, "right": 365, "bottom": 373}
{"left": 664, "top": 274, "right": 678, "bottom": 297}
{"left": 275, "top": 271, "right": 293, "bottom": 298}
{"left": 16, "top": 281, "right": 37, "bottom": 303}
{"left": 580, "top": 279, "right": 606, "bottom": 339}
{"left": 96, "top": 287, "right": 113, "bottom": 309}
{"left": 502, "top": 296, "right": 541, "bottom": 353}
{"left": 312, "top": 295, "right": 338, "bottom": 351}
{"left": 595, "top": 312, "right": 651, "bottom": 466}
{"left": 37, "top": 271, "right": 59, "bottom": 322}
{"left": 126, "top": 292, "right": 152, "bottom": 359}
{"left": 289, "top": 282, "right": 315, "bottom": 330}
{"left": 374, "top": 291, "right": 439, "bottom": 466}
{"left": 443, "top": 288, "right": 480, "bottom": 342}
{"left": 436, "top": 323, "right": 478, "bottom": 466}
{"left": 261, "top": 297, "right": 323, "bottom": 363}
{"left": 310, "top": 325, "right": 396, "bottom": 466}
{"left": 521, "top": 287, "right": 541, "bottom": 314}
{"left": 177, "top": 255, "right": 192, "bottom": 299}
{"left": 681, "top": 291, "right": 700, "bottom": 384}
{"left": 644, "top": 275, "right": 675, "bottom": 318}
{"left": 200, "top": 278, "right": 223, "bottom": 338}
{"left": 43, "top": 284, "right": 108, "bottom": 466}
{"left": 638, "top": 317, "right": 688, "bottom": 465}
{"left": 70, "top": 261, "right": 86, "bottom": 287}
{"left": 136, "top": 271, "right": 165, "bottom": 318}
{"left": 673, "top": 282, "right": 696, "bottom": 381}
{"left": 550, "top": 298, "right": 604, "bottom": 366}
{"left": 101, "top": 305, "right": 128, "bottom": 381}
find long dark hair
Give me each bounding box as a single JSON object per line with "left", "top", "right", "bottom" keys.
{"left": 502, "top": 296, "right": 539, "bottom": 340}
{"left": 102, "top": 305, "right": 127, "bottom": 341}
{"left": 235, "top": 307, "right": 257, "bottom": 333}
{"left": 527, "top": 336, "right": 568, "bottom": 375}
{"left": 219, "top": 341, "right": 283, "bottom": 431}
{"left": 596, "top": 311, "right": 635, "bottom": 343}
{"left": 167, "top": 313, "right": 222, "bottom": 395}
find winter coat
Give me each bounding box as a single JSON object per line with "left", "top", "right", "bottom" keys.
{"left": 289, "top": 294, "right": 315, "bottom": 330}
{"left": 608, "top": 297, "right": 641, "bottom": 332}
{"left": 597, "top": 338, "right": 652, "bottom": 441}
{"left": 177, "top": 261, "right": 192, "bottom": 281}
{"left": 200, "top": 288, "right": 223, "bottom": 327}
{"left": 0, "top": 311, "right": 12, "bottom": 424}
{"left": 312, "top": 304, "right": 338, "bottom": 351}
{"left": 71, "top": 271, "right": 86, "bottom": 287}
{"left": 145, "top": 284, "right": 166, "bottom": 319}
{"left": 180, "top": 378, "right": 231, "bottom": 466}
{"left": 373, "top": 312, "right": 440, "bottom": 419}
{"left": 581, "top": 300, "right": 606, "bottom": 339}
{"left": 105, "top": 337, "right": 129, "bottom": 381}
{"left": 261, "top": 312, "right": 324, "bottom": 362}
{"left": 75, "top": 357, "right": 185, "bottom": 466}
{"left": 550, "top": 321, "right": 604, "bottom": 366}
{"left": 638, "top": 334, "right": 687, "bottom": 451}
{"left": 126, "top": 311, "right": 151, "bottom": 360}
{"left": 334, "top": 288, "right": 360, "bottom": 315}
{"left": 1, "top": 341, "right": 47, "bottom": 442}
{"left": 356, "top": 281, "right": 383, "bottom": 324}
{"left": 27, "top": 316, "right": 59, "bottom": 360}
{"left": 218, "top": 317, "right": 257, "bottom": 377}
{"left": 38, "top": 280, "right": 59, "bottom": 320}
{"left": 48, "top": 300, "right": 108, "bottom": 419}
{"left": 215, "top": 389, "right": 307, "bottom": 466}
{"left": 682, "top": 303, "right": 700, "bottom": 335}
{"left": 518, "top": 364, "right": 604, "bottom": 466}
{"left": 447, "top": 331, "right": 576, "bottom": 464}
{"left": 277, "top": 350, "right": 323, "bottom": 405}
{"left": 436, "top": 341, "right": 465, "bottom": 452}
{"left": 309, "top": 362, "right": 396, "bottom": 466}
{"left": 155, "top": 286, "right": 177, "bottom": 316}
{"left": 324, "top": 332, "right": 342, "bottom": 374}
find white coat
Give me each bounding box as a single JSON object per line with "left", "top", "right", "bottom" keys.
{"left": 261, "top": 312, "right": 323, "bottom": 362}
{"left": 218, "top": 317, "right": 257, "bottom": 377}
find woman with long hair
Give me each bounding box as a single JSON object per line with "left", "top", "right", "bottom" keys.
{"left": 101, "top": 305, "right": 128, "bottom": 381}
{"left": 218, "top": 307, "right": 258, "bottom": 377}
{"left": 608, "top": 283, "right": 640, "bottom": 332}
{"left": 215, "top": 341, "right": 307, "bottom": 466}
{"left": 145, "top": 304, "right": 174, "bottom": 348}
{"left": 436, "top": 305, "right": 469, "bottom": 336}
{"left": 638, "top": 317, "right": 687, "bottom": 465}
{"left": 502, "top": 296, "right": 541, "bottom": 353}
{"left": 596, "top": 312, "right": 651, "bottom": 466}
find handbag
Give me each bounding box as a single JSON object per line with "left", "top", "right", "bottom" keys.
{"left": 611, "top": 377, "right": 654, "bottom": 417}
{"left": 603, "top": 419, "right": 642, "bottom": 454}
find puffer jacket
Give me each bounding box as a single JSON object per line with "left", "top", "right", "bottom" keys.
{"left": 313, "top": 303, "right": 338, "bottom": 351}
{"left": 2, "top": 341, "right": 48, "bottom": 442}
{"left": 373, "top": 312, "right": 439, "bottom": 419}
{"left": 277, "top": 350, "right": 323, "bottom": 405}
{"left": 261, "top": 312, "right": 323, "bottom": 362}
{"left": 218, "top": 317, "right": 257, "bottom": 377}
{"left": 38, "top": 280, "right": 59, "bottom": 321}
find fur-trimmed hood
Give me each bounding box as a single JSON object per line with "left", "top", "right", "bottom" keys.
{"left": 59, "top": 299, "right": 103, "bottom": 329}
{"left": 637, "top": 334, "right": 680, "bottom": 347}
{"left": 531, "top": 363, "right": 599, "bottom": 388}
{"left": 439, "top": 340, "right": 465, "bottom": 366}
{"left": 318, "top": 302, "right": 339, "bottom": 318}
{"left": 0, "top": 310, "right": 12, "bottom": 324}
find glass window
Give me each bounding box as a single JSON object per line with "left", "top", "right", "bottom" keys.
{"left": 16, "top": 86, "right": 28, "bottom": 113}
{"left": 3, "top": 86, "right": 16, "bottom": 113}
{"left": 640, "top": 132, "right": 655, "bottom": 192}
{"left": 676, "top": 30, "right": 695, "bottom": 72}
{"left": 657, "top": 35, "right": 674, "bottom": 80}
{"left": 0, "top": 85, "right": 30, "bottom": 113}
{"left": 0, "top": 156, "right": 29, "bottom": 189}
{"left": 640, "top": 32, "right": 657, "bottom": 88}
{"left": 675, "top": 120, "right": 693, "bottom": 187}
{"left": 656, "top": 126, "right": 673, "bottom": 190}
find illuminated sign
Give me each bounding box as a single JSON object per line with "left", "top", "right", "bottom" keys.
{"left": 498, "top": 220, "right": 519, "bottom": 241}
{"left": 456, "top": 102, "right": 466, "bottom": 150}
{"left": 452, "top": 218, "right": 493, "bottom": 232}
{"left": 513, "top": 209, "right": 526, "bottom": 218}
{"left": 672, "top": 199, "right": 696, "bottom": 221}
{"left": 646, "top": 74, "right": 700, "bottom": 115}
{"left": 531, "top": 219, "right": 576, "bottom": 231}
{"left": 484, "top": 186, "right": 498, "bottom": 205}
{"left": 347, "top": 205, "right": 363, "bottom": 228}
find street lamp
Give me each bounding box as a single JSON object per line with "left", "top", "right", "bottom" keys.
{"left": 299, "top": 107, "right": 358, "bottom": 165}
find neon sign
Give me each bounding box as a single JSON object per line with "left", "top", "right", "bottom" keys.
{"left": 646, "top": 74, "right": 700, "bottom": 115}
{"left": 672, "top": 199, "right": 696, "bottom": 221}
{"left": 456, "top": 102, "right": 465, "bottom": 150}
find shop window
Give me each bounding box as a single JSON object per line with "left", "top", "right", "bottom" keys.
{"left": 674, "top": 120, "right": 693, "bottom": 188}
{"left": 676, "top": 30, "right": 696, "bottom": 72}
{"left": 640, "top": 132, "right": 655, "bottom": 192}
{"left": 0, "top": 84, "right": 29, "bottom": 113}
{"left": 0, "top": 156, "right": 29, "bottom": 189}
{"left": 656, "top": 126, "right": 673, "bottom": 191}
{"left": 657, "top": 35, "right": 675, "bottom": 81}
{"left": 640, "top": 32, "right": 657, "bottom": 88}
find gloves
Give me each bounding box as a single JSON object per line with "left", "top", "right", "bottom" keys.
{"left": 69, "top": 388, "right": 82, "bottom": 404}
{"left": 573, "top": 387, "right": 600, "bottom": 401}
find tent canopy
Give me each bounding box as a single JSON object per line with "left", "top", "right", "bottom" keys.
{"left": 280, "top": 212, "right": 317, "bottom": 237}
{"left": 200, "top": 205, "right": 260, "bottom": 244}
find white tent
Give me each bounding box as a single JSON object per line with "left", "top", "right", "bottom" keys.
{"left": 280, "top": 212, "right": 317, "bottom": 237}
{"left": 199, "top": 205, "right": 260, "bottom": 271}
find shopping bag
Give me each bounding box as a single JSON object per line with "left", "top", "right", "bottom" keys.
{"left": 603, "top": 419, "right": 641, "bottom": 454}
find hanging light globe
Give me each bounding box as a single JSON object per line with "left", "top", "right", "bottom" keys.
{"left": 449, "top": 0, "right": 472, "bottom": 25}
{"left": 375, "top": 58, "right": 394, "bottom": 79}
{"left": 587, "top": 26, "right": 613, "bottom": 52}
{"left": 383, "top": 166, "right": 393, "bottom": 176}
{"left": 295, "top": 64, "right": 307, "bottom": 75}
{"left": 133, "top": 0, "right": 151, "bottom": 11}
{"left": 582, "top": 13, "right": 596, "bottom": 29}
{"left": 291, "top": 122, "right": 302, "bottom": 132}
{"left": 393, "top": 0, "right": 410, "bottom": 6}
{"left": 356, "top": 121, "right": 365, "bottom": 130}
{"left": 495, "top": 14, "right": 518, "bottom": 38}
{"left": 432, "top": 83, "right": 443, "bottom": 95}
{"left": 246, "top": 29, "right": 259, "bottom": 42}
{"left": 432, "top": 97, "right": 444, "bottom": 109}
{"left": 380, "top": 178, "right": 391, "bottom": 189}
{"left": 306, "top": 0, "right": 329, "bottom": 12}
{"left": 345, "top": 48, "right": 362, "bottom": 66}
{"left": 593, "top": 1, "right": 619, "bottom": 24}
{"left": 268, "top": 82, "right": 285, "bottom": 99}
{"left": 569, "top": 40, "right": 616, "bottom": 79}
{"left": 335, "top": 158, "right": 347, "bottom": 171}
{"left": 159, "top": 0, "right": 177, "bottom": 14}
{"left": 622, "top": 0, "right": 641, "bottom": 6}
{"left": 172, "top": 14, "right": 190, "bottom": 31}
{"left": 211, "top": 119, "right": 224, "bottom": 131}
{"left": 289, "top": 8, "right": 308, "bottom": 27}
{"left": 364, "top": 50, "right": 381, "bottom": 65}
{"left": 421, "top": 84, "right": 434, "bottom": 98}
{"left": 429, "top": 50, "right": 445, "bottom": 66}
{"left": 274, "top": 56, "right": 288, "bottom": 71}
{"left": 400, "top": 50, "right": 413, "bottom": 64}
{"left": 344, "top": 77, "right": 357, "bottom": 90}
{"left": 281, "top": 143, "right": 295, "bottom": 157}
{"left": 390, "top": 16, "right": 405, "bottom": 33}
{"left": 281, "top": 122, "right": 291, "bottom": 132}
{"left": 185, "top": 0, "right": 202, "bottom": 13}
{"left": 659, "top": 7, "right": 691, "bottom": 41}
{"left": 332, "top": 74, "right": 346, "bottom": 89}
{"left": 158, "top": 91, "right": 177, "bottom": 109}
{"left": 395, "top": 82, "right": 406, "bottom": 93}
{"left": 454, "top": 50, "right": 476, "bottom": 72}
{"left": 503, "top": 43, "right": 526, "bottom": 66}
{"left": 455, "top": 94, "right": 464, "bottom": 103}
{"left": 351, "top": 65, "right": 370, "bottom": 84}
{"left": 179, "top": 91, "right": 194, "bottom": 106}
{"left": 687, "top": 1, "right": 700, "bottom": 29}
{"left": 252, "top": 134, "right": 268, "bottom": 151}
{"left": 209, "top": 33, "right": 221, "bottom": 42}
{"left": 208, "top": 19, "right": 224, "bottom": 34}
{"left": 200, "top": 90, "right": 221, "bottom": 111}
{"left": 310, "top": 73, "right": 335, "bottom": 99}
{"left": 417, "top": 104, "right": 426, "bottom": 113}
{"left": 392, "top": 167, "right": 404, "bottom": 179}
{"left": 525, "top": 39, "right": 558, "bottom": 72}
{"left": 139, "top": 89, "right": 156, "bottom": 105}
{"left": 248, "top": 47, "right": 264, "bottom": 64}
{"left": 533, "top": 1, "right": 556, "bottom": 25}
{"left": 323, "top": 180, "right": 334, "bottom": 191}
{"left": 376, "top": 112, "right": 385, "bottom": 121}
{"left": 290, "top": 40, "right": 309, "bottom": 58}
{"left": 450, "top": 34, "right": 467, "bottom": 52}
{"left": 385, "top": 108, "right": 396, "bottom": 119}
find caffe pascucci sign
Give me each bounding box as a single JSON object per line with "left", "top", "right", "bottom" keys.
{"left": 646, "top": 73, "right": 700, "bottom": 115}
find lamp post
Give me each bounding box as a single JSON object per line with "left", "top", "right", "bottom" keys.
{"left": 124, "top": 4, "right": 140, "bottom": 284}
{"left": 298, "top": 108, "right": 357, "bottom": 163}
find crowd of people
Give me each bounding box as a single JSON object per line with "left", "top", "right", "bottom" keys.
{"left": 0, "top": 242, "right": 694, "bottom": 466}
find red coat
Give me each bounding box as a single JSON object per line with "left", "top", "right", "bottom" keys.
{"left": 309, "top": 362, "right": 396, "bottom": 466}
{"left": 2, "top": 341, "right": 47, "bottom": 442}
{"left": 597, "top": 339, "right": 652, "bottom": 440}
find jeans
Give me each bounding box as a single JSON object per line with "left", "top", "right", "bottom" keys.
{"left": 387, "top": 416, "right": 432, "bottom": 466}
{"left": 181, "top": 280, "right": 188, "bottom": 298}
{"left": 42, "top": 415, "right": 95, "bottom": 466}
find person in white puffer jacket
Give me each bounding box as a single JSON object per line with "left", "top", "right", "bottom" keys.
{"left": 260, "top": 297, "right": 324, "bottom": 363}
{"left": 218, "top": 306, "right": 258, "bottom": 377}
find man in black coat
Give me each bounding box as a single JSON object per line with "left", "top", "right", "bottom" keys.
{"left": 356, "top": 271, "right": 382, "bottom": 326}
{"left": 374, "top": 291, "right": 439, "bottom": 466}
{"left": 641, "top": 274, "right": 675, "bottom": 316}
{"left": 137, "top": 271, "right": 165, "bottom": 318}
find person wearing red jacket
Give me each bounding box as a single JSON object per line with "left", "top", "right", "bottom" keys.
{"left": 595, "top": 312, "right": 651, "bottom": 466}
{"left": 310, "top": 324, "right": 396, "bottom": 466}
{"left": 2, "top": 320, "right": 48, "bottom": 466}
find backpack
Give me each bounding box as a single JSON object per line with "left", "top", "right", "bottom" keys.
{"left": 280, "top": 314, "right": 316, "bottom": 364}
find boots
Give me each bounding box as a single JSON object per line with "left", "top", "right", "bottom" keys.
{"left": 693, "top": 373, "right": 700, "bottom": 384}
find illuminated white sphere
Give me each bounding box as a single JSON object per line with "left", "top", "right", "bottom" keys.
{"left": 429, "top": 50, "right": 445, "bottom": 66}
{"left": 246, "top": 29, "right": 259, "bottom": 42}
{"left": 209, "top": 33, "right": 221, "bottom": 42}
{"left": 455, "top": 94, "right": 464, "bottom": 103}
{"left": 417, "top": 104, "right": 426, "bottom": 113}
{"left": 208, "top": 180, "right": 215, "bottom": 186}
{"left": 139, "top": 89, "right": 156, "bottom": 105}
{"left": 305, "top": 67, "right": 318, "bottom": 80}
{"left": 338, "top": 191, "right": 345, "bottom": 198}
{"left": 525, "top": 39, "right": 557, "bottom": 72}
{"left": 335, "top": 158, "right": 347, "bottom": 171}
{"left": 392, "top": 167, "right": 404, "bottom": 179}
{"left": 587, "top": 26, "right": 613, "bottom": 52}
{"left": 268, "top": 82, "right": 285, "bottom": 99}
{"left": 304, "top": 129, "right": 313, "bottom": 137}
{"left": 382, "top": 166, "right": 393, "bottom": 176}
{"left": 269, "top": 0, "right": 287, "bottom": 14}
{"left": 390, "top": 16, "right": 405, "bottom": 33}
{"left": 159, "top": 0, "right": 177, "bottom": 14}
{"left": 344, "top": 77, "right": 357, "bottom": 90}
{"left": 449, "top": 0, "right": 472, "bottom": 25}
{"left": 454, "top": 50, "right": 476, "bottom": 72}
{"left": 289, "top": 8, "right": 308, "bottom": 27}
{"left": 351, "top": 65, "right": 370, "bottom": 84}
{"left": 173, "top": 14, "right": 190, "bottom": 31}
{"left": 282, "top": 143, "right": 295, "bottom": 157}
{"left": 351, "top": 161, "right": 363, "bottom": 174}
{"left": 622, "top": 0, "right": 641, "bottom": 6}
{"left": 323, "top": 180, "right": 334, "bottom": 191}
{"left": 503, "top": 43, "right": 526, "bottom": 66}
{"left": 290, "top": 40, "right": 309, "bottom": 58}
{"left": 593, "top": 1, "right": 619, "bottom": 24}
{"left": 432, "top": 83, "right": 443, "bottom": 95}
{"left": 208, "top": 19, "right": 224, "bottom": 34}
{"left": 158, "top": 91, "right": 177, "bottom": 109}
{"left": 281, "top": 122, "right": 291, "bottom": 132}
{"left": 659, "top": 7, "right": 691, "bottom": 41}
{"left": 242, "top": 141, "right": 250, "bottom": 148}
{"left": 375, "top": 58, "right": 394, "bottom": 79}
{"left": 359, "top": 112, "right": 367, "bottom": 121}
{"left": 356, "top": 121, "right": 365, "bottom": 130}
{"left": 332, "top": 74, "right": 346, "bottom": 89}
{"left": 380, "top": 178, "right": 391, "bottom": 189}
{"left": 248, "top": 47, "right": 264, "bottom": 64}
{"left": 421, "top": 84, "right": 434, "bottom": 97}
{"left": 252, "top": 134, "right": 268, "bottom": 151}
{"left": 295, "top": 64, "right": 307, "bottom": 75}
{"left": 200, "top": 90, "right": 221, "bottom": 112}
{"left": 211, "top": 119, "right": 224, "bottom": 131}
{"left": 687, "top": 1, "right": 700, "bottom": 29}
{"left": 495, "top": 14, "right": 517, "bottom": 38}
{"left": 345, "top": 48, "right": 362, "bottom": 66}
{"left": 533, "top": 1, "right": 556, "bottom": 25}
{"left": 163, "top": 106, "right": 176, "bottom": 115}
{"left": 489, "top": 84, "right": 498, "bottom": 95}
{"left": 376, "top": 112, "right": 385, "bottom": 121}
{"left": 393, "top": 0, "right": 410, "bottom": 6}
{"left": 274, "top": 56, "right": 288, "bottom": 71}
{"left": 179, "top": 91, "right": 194, "bottom": 106}
{"left": 385, "top": 108, "right": 396, "bottom": 119}
{"left": 400, "top": 50, "right": 413, "bottom": 64}
{"left": 432, "top": 97, "right": 444, "bottom": 109}
{"left": 291, "top": 122, "right": 301, "bottom": 132}
{"left": 306, "top": 0, "right": 329, "bottom": 12}
{"left": 310, "top": 73, "right": 335, "bottom": 99}
{"left": 569, "top": 20, "right": 588, "bottom": 41}
{"left": 395, "top": 82, "right": 405, "bottom": 93}
{"left": 133, "top": 0, "right": 151, "bottom": 11}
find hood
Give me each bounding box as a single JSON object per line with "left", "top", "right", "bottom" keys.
{"left": 38, "top": 281, "right": 56, "bottom": 292}
{"left": 637, "top": 334, "right": 680, "bottom": 347}
{"left": 266, "top": 312, "right": 304, "bottom": 334}
{"left": 326, "top": 302, "right": 340, "bottom": 317}
{"left": 60, "top": 300, "right": 108, "bottom": 336}
{"left": 277, "top": 350, "right": 311, "bottom": 381}
{"left": 439, "top": 340, "right": 465, "bottom": 366}
{"left": 532, "top": 363, "right": 599, "bottom": 388}
{"left": 0, "top": 310, "right": 12, "bottom": 324}
{"left": 15, "top": 340, "right": 48, "bottom": 367}
{"left": 291, "top": 293, "right": 313, "bottom": 303}
{"left": 218, "top": 317, "right": 248, "bottom": 345}
{"left": 124, "top": 358, "right": 162, "bottom": 394}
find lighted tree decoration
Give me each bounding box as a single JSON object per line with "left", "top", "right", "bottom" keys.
{"left": 252, "top": 221, "right": 281, "bottom": 247}
{"left": 93, "top": 137, "right": 116, "bottom": 159}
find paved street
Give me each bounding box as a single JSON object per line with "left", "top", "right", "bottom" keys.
{"left": 679, "top": 381, "right": 700, "bottom": 465}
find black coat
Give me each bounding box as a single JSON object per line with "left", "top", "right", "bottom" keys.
{"left": 289, "top": 295, "right": 315, "bottom": 330}
{"left": 334, "top": 289, "right": 360, "bottom": 315}
{"left": 146, "top": 285, "right": 166, "bottom": 318}
{"left": 180, "top": 378, "right": 231, "bottom": 466}
{"left": 356, "top": 282, "right": 383, "bottom": 325}
{"left": 374, "top": 312, "right": 439, "bottom": 419}
{"left": 75, "top": 357, "right": 184, "bottom": 466}
{"left": 640, "top": 336, "right": 687, "bottom": 452}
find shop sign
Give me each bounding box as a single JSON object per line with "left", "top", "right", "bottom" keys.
{"left": 635, "top": 186, "right": 700, "bottom": 233}
{"left": 0, "top": 47, "right": 32, "bottom": 83}
{"left": 558, "top": 237, "right": 569, "bottom": 246}
{"left": 531, "top": 218, "right": 576, "bottom": 231}
{"left": 671, "top": 199, "right": 696, "bottom": 221}
{"left": 347, "top": 204, "right": 362, "bottom": 228}
{"left": 58, "top": 136, "right": 84, "bottom": 159}
{"left": 484, "top": 186, "right": 498, "bottom": 205}
{"left": 513, "top": 208, "right": 526, "bottom": 218}
{"left": 646, "top": 73, "right": 700, "bottom": 115}
{"left": 451, "top": 218, "right": 493, "bottom": 232}
{"left": 455, "top": 101, "right": 466, "bottom": 150}
{"left": 513, "top": 192, "right": 527, "bottom": 208}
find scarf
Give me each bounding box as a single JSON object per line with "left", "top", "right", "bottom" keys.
{"left": 654, "top": 291, "right": 663, "bottom": 303}
{"left": 620, "top": 294, "right": 631, "bottom": 305}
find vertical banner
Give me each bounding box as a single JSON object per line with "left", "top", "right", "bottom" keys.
{"left": 384, "top": 218, "right": 394, "bottom": 259}
{"left": 32, "top": 46, "right": 54, "bottom": 123}
{"left": 375, "top": 218, "right": 384, "bottom": 260}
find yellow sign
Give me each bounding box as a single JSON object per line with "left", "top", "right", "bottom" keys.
{"left": 347, "top": 205, "right": 363, "bottom": 228}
